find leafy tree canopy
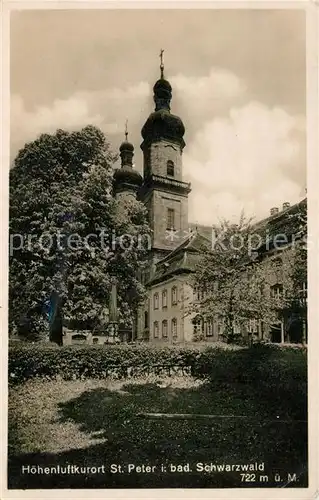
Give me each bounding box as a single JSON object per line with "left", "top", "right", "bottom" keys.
{"left": 9, "top": 126, "right": 151, "bottom": 343}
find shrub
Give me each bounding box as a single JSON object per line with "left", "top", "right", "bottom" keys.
{"left": 9, "top": 342, "right": 307, "bottom": 392}
{"left": 8, "top": 343, "right": 203, "bottom": 385}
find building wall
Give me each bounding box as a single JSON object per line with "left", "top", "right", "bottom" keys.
{"left": 146, "top": 276, "right": 188, "bottom": 344}
{"left": 145, "top": 277, "right": 221, "bottom": 344}
{"left": 143, "top": 140, "right": 183, "bottom": 180}
{"left": 115, "top": 190, "right": 137, "bottom": 203}
{"left": 147, "top": 190, "right": 188, "bottom": 251}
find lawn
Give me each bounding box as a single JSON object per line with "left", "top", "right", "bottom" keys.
{"left": 8, "top": 373, "right": 307, "bottom": 489}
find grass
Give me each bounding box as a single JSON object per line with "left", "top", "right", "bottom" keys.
{"left": 8, "top": 373, "right": 307, "bottom": 489}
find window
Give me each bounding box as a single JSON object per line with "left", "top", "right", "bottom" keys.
{"left": 153, "top": 321, "right": 159, "bottom": 338}
{"left": 92, "top": 337, "right": 99, "bottom": 344}
{"left": 162, "top": 289, "right": 168, "bottom": 308}
{"left": 205, "top": 320, "right": 213, "bottom": 337}
{"left": 153, "top": 292, "right": 159, "bottom": 310}
{"left": 171, "top": 286, "right": 178, "bottom": 305}
{"left": 194, "top": 286, "right": 207, "bottom": 301}
{"left": 167, "top": 160, "right": 175, "bottom": 177}
{"left": 233, "top": 322, "right": 241, "bottom": 334}
{"left": 248, "top": 319, "right": 259, "bottom": 334}
{"left": 217, "top": 319, "right": 224, "bottom": 336}
{"left": 192, "top": 315, "right": 201, "bottom": 334}
{"left": 167, "top": 208, "right": 175, "bottom": 230}
{"left": 270, "top": 284, "right": 283, "bottom": 300}
{"left": 171, "top": 318, "right": 177, "bottom": 337}
{"left": 71, "top": 334, "right": 87, "bottom": 345}
{"left": 162, "top": 320, "right": 168, "bottom": 338}
{"left": 301, "top": 282, "right": 307, "bottom": 300}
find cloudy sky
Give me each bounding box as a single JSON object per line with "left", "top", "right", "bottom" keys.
{"left": 11, "top": 8, "right": 306, "bottom": 225}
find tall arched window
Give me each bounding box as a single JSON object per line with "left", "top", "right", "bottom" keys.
{"left": 162, "top": 320, "right": 168, "bottom": 338}
{"left": 153, "top": 292, "right": 159, "bottom": 310}
{"left": 171, "top": 286, "right": 178, "bottom": 305}
{"left": 153, "top": 321, "right": 159, "bottom": 338}
{"left": 162, "top": 289, "right": 168, "bottom": 308}
{"left": 192, "top": 315, "right": 201, "bottom": 335}
{"left": 171, "top": 318, "right": 177, "bottom": 337}
{"left": 167, "top": 160, "right": 175, "bottom": 177}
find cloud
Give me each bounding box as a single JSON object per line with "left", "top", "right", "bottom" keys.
{"left": 11, "top": 94, "right": 104, "bottom": 158}
{"left": 10, "top": 81, "right": 151, "bottom": 159}
{"left": 171, "top": 68, "right": 247, "bottom": 128}
{"left": 10, "top": 69, "right": 306, "bottom": 226}
{"left": 184, "top": 101, "right": 306, "bottom": 224}
{"left": 11, "top": 68, "right": 245, "bottom": 160}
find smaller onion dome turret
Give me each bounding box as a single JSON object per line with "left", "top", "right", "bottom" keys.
{"left": 113, "top": 123, "right": 143, "bottom": 195}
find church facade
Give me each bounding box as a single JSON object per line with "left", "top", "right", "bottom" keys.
{"left": 64, "top": 61, "right": 307, "bottom": 347}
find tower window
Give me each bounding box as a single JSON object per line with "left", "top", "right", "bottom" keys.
{"left": 167, "top": 160, "right": 175, "bottom": 177}
{"left": 167, "top": 208, "right": 175, "bottom": 230}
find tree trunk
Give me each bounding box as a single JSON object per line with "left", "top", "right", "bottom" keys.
{"left": 49, "top": 291, "right": 63, "bottom": 346}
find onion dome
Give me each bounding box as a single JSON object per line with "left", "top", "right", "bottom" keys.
{"left": 113, "top": 167, "right": 143, "bottom": 190}
{"left": 141, "top": 50, "right": 185, "bottom": 149}
{"left": 113, "top": 124, "right": 143, "bottom": 194}
{"left": 141, "top": 110, "right": 185, "bottom": 147}
{"left": 119, "top": 140, "right": 134, "bottom": 153}
{"left": 153, "top": 78, "right": 172, "bottom": 111}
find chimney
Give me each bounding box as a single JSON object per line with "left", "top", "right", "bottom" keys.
{"left": 270, "top": 207, "right": 279, "bottom": 216}
{"left": 282, "top": 202, "right": 290, "bottom": 211}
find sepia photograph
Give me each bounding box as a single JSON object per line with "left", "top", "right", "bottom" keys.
{"left": 4, "top": 5, "right": 314, "bottom": 493}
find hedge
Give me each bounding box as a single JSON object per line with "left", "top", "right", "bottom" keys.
{"left": 9, "top": 342, "right": 307, "bottom": 393}
{"left": 8, "top": 343, "right": 202, "bottom": 384}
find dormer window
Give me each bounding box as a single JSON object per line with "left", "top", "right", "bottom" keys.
{"left": 167, "top": 160, "right": 175, "bottom": 177}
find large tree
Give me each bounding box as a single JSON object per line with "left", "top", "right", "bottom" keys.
{"left": 9, "top": 126, "right": 150, "bottom": 344}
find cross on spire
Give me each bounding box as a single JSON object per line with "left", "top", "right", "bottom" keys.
{"left": 159, "top": 48, "right": 164, "bottom": 78}
{"left": 125, "top": 119, "right": 128, "bottom": 141}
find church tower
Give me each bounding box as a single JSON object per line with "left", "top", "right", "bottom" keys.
{"left": 113, "top": 123, "right": 143, "bottom": 201}
{"left": 139, "top": 51, "right": 191, "bottom": 262}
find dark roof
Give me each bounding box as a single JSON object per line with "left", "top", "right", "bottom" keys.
{"left": 148, "top": 231, "right": 211, "bottom": 285}
{"left": 113, "top": 167, "right": 143, "bottom": 189}
{"left": 153, "top": 78, "right": 172, "bottom": 94}
{"left": 141, "top": 109, "right": 185, "bottom": 147}
{"left": 188, "top": 222, "right": 212, "bottom": 242}
{"left": 119, "top": 140, "right": 134, "bottom": 152}
{"left": 251, "top": 198, "right": 306, "bottom": 252}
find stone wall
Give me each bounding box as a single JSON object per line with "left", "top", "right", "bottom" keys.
{"left": 144, "top": 140, "right": 183, "bottom": 180}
